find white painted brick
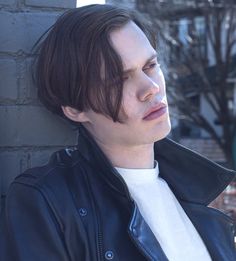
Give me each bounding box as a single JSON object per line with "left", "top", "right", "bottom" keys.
{"left": 0, "top": 105, "right": 77, "bottom": 146}
{"left": 0, "top": 11, "right": 60, "bottom": 53}
{"left": 18, "top": 58, "right": 38, "bottom": 103}
{"left": 0, "top": 58, "right": 18, "bottom": 101}
{"left": 25, "top": 0, "right": 76, "bottom": 8}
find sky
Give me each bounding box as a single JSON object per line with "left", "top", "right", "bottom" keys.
{"left": 77, "top": 0, "right": 105, "bottom": 7}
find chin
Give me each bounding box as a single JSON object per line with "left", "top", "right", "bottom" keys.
{"left": 153, "top": 119, "right": 171, "bottom": 142}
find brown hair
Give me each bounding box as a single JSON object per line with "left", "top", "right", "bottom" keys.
{"left": 33, "top": 4, "right": 156, "bottom": 122}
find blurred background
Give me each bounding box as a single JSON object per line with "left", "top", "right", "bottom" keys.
{"left": 0, "top": 0, "right": 235, "bottom": 218}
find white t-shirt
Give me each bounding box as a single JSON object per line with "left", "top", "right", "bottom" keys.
{"left": 115, "top": 161, "right": 212, "bottom": 261}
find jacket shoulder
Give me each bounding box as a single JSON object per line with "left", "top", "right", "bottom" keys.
{"left": 6, "top": 147, "right": 86, "bottom": 228}
{"left": 1, "top": 148, "right": 85, "bottom": 261}
{"left": 13, "top": 147, "right": 83, "bottom": 189}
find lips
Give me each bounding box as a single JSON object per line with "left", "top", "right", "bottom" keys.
{"left": 143, "top": 103, "right": 167, "bottom": 121}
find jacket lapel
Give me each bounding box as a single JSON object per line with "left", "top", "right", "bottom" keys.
{"left": 128, "top": 204, "right": 168, "bottom": 261}
{"left": 181, "top": 202, "right": 236, "bottom": 261}
{"left": 155, "top": 138, "right": 236, "bottom": 205}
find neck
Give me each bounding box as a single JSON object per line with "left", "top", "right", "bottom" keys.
{"left": 96, "top": 141, "right": 155, "bottom": 169}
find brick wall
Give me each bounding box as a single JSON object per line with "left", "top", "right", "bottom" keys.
{"left": 0, "top": 0, "right": 77, "bottom": 203}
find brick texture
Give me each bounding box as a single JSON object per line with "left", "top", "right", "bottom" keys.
{"left": 18, "top": 58, "right": 38, "bottom": 103}
{"left": 0, "top": 0, "right": 77, "bottom": 199}
{"left": 25, "top": 0, "right": 76, "bottom": 8}
{"left": 0, "top": 11, "right": 60, "bottom": 53}
{"left": 0, "top": 105, "right": 77, "bottom": 147}
{"left": 179, "top": 138, "right": 226, "bottom": 163}
{"left": 0, "top": 59, "right": 18, "bottom": 101}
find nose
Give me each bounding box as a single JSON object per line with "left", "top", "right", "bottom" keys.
{"left": 137, "top": 75, "right": 160, "bottom": 102}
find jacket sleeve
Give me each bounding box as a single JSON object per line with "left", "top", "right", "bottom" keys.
{"left": 0, "top": 182, "right": 69, "bottom": 261}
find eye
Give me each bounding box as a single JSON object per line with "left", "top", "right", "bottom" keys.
{"left": 144, "top": 62, "right": 160, "bottom": 71}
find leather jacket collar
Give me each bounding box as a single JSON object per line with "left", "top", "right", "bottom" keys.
{"left": 76, "top": 125, "right": 236, "bottom": 205}
{"left": 155, "top": 139, "right": 235, "bottom": 205}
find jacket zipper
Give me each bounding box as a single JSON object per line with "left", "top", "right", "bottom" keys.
{"left": 91, "top": 197, "right": 103, "bottom": 261}
{"left": 91, "top": 193, "right": 103, "bottom": 261}
{"left": 83, "top": 170, "right": 103, "bottom": 261}
{"left": 97, "top": 228, "right": 103, "bottom": 261}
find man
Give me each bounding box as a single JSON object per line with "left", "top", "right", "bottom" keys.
{"left": 0, "top": 4, "right": 235, "bottom": 261}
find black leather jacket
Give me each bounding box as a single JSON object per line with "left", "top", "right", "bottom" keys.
{"left": 1, "top": 126, "right": 236, "bottom": 261}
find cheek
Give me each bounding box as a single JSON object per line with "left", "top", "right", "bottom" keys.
{"left": 120, "top": 90, "right": 140, "bottom": 120}
{"left": 118, "top": 104, "right": 138, "bottom": 122}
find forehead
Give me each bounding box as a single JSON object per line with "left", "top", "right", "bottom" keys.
{"left": 110, "top": 21, "right": 156, "bottom": 70}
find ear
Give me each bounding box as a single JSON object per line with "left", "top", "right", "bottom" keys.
{"left": 61, "top": 106, "right": 90, "bottom": 123}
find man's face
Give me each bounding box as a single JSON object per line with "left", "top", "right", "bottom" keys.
{"left": 82, "top": 21, "right": 171, "bottom": 147}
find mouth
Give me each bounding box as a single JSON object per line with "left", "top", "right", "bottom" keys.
{"left": 143, "top": 103, "right": 167, "bottom": 121}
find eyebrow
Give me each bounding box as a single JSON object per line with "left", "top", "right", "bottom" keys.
{"left": 123, "top": 53, "right": 158, "bottom": 74}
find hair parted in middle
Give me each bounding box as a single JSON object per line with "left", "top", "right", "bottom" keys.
{"left": 34, "top": 4, "right": 157, "bottom": 122}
